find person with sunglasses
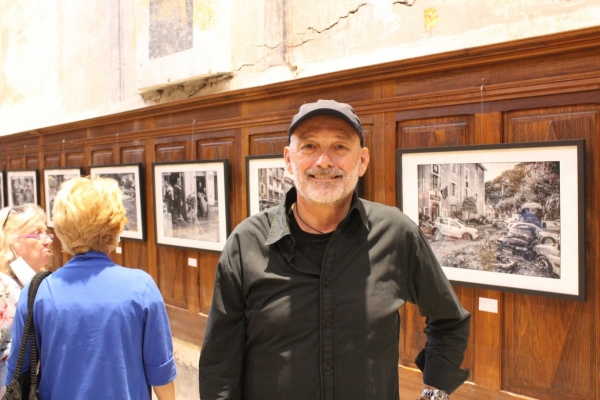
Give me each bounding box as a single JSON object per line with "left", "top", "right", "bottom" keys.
{"left": 5, "top": 177, "right": 177, "bottom": 400}
{"left": 0, "top": 203, "right": 53, "bottom": 396}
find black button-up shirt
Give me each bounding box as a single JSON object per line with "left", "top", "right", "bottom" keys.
{"left": 200, "top": 188, "right": 470, "bottom": 399}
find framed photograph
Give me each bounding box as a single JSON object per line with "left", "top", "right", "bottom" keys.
{"left": 6, "top": 170, "right": 39, "bottom": 207}
{"left": 43, "top": 167, "right": 83, "bottom": 228}
{"left": 0, "top": 171, "right": 4, "bottom": 207}
{"left": 152, "top": 160, "right": 230, "bottom": 252}
{"left": 396, "top": 140, "right": 585, "bottom": 301}
{"left": 246, "top": 155, "right": 294, "bottom": 216}
{"left": 90, "top": 164, "right": 146, "bottom": 241}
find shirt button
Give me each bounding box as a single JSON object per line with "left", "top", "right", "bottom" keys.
{"left": 323, "top": 280, "right": 330, "bottom": 287}
{"left": 324, "top": 363, "right": 332, "bottom": 371}
{"left": 324, "top": 320, "right": 331, "bottom": 328}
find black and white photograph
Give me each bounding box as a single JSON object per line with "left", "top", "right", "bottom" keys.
{"left": 246, "top": 155, "right": 294, "bottom": 216}
{"left": 90, "top": 164, "right": 146, "bottom": 241}
{"left": 6, "top": 170, "right": 39, "bottom": 207}
{"left": 43, "top": 167, "right": 82, "bottom": 227}
{"left": 397, "top": 140, "right": 584, "bottom": 300}
{"left": 153, "top": 160, "right": 230, "bottom": 252}
{"left": 0, "top": 172, "right": 4, "bottom": 207}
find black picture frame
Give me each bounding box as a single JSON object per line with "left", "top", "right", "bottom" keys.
{"left": 152, "top": 160, "right": 230, "bottom": 252}
{"left": 6, "top": 170, "right": 39, "bottom": 208}
{"left": 43, "top": 167, "right": 83, "bottom": 228}
{"left": 89, "top": 164, "right": 146, "bottom": 241}
{"left": 246, "top": 154, "right": 293, "bottom": 216}
{"left": 396, "top": 139, "right": 585, "bottom": 301}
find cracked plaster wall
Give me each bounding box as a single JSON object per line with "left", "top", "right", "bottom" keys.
{"left": 1, "top": 0, "right": 600, "bottom": 136}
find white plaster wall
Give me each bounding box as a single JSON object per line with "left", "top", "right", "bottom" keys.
{"left": 1, "top": 0, "right": 600, "bottom": 136}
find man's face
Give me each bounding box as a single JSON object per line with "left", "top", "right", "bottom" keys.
{"left": 284, "top": 115, "right": 369, "bottom": 206}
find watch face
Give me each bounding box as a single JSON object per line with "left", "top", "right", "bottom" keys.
{"left": 434, "top": 390, "right": 449, "bottom": 400}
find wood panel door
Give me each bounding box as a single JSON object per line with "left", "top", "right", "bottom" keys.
{"left": 502, "top": 105, "right": 598, "bottom": 400}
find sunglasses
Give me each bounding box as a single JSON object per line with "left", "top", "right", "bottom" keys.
{"left": 1, "top": 205, "right": 27, "bottom": 230}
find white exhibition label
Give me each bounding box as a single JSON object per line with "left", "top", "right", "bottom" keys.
{"left": 478, "top": 297, "right": 498, "bottom": 313}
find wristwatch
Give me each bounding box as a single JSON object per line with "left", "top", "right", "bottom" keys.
{"left": 420, "top": 388, "right": 449, "bottom": 400}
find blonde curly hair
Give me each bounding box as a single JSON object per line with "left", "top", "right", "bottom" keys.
{"left": 0, "top": 204, "right": 48, "bottom": 277}
{"left": 52, "top": 176, "right": 128, "bottom": 255}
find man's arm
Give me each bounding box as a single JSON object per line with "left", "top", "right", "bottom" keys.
{"left": 409, "top": 229, "right": 471, "bottom": 394}
{"left": 199, "top": 252, "right": 247, "bottom": 399}
{"left": 153, "top": 381, "right": 176, "bottom": 400}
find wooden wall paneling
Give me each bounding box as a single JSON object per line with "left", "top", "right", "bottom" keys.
{"left": 198, "top": 252, "right": 219, "bottom": 313}
{"left": 26, "top": 155, "right": 39, "bottom": 170}
{"left": 186, "top": 248, "right": 201, "bottom": 315}
{"left": 155, "top": 140, "right": 187, "bottom": 162}
{"left": 396, "top": 114, "right": 474, "bottom": 369}
{"left": 594, "top": 105, "right": 600, "bottom": 400}
{"left": 474, "top": 112, "right": 502, "bottom": 145}
{"left": 119, "top": 143, "right": 148, "bottom": 273}
{"left": 185, "top": 116, "right": 201, "bottom": 318}
{"left": 503, "top": 294, "right": 592, "bottom": 399}
{"left": 397, "top": 115, "right": 474, "bottom": 149}
{"left": 87, "top": 119, "right": 151, "bottom": 139}
{"left": 157, "top": 246, "right": 188, "bottom": 309}
{"left": 90, "top": 146, "right": 115, "bottom": 166}
{"left": 359, "top": 114, "right": 391, "bottom": 205}
{"left": 195, "top": 134, "right": 236, "bottom": 314}
{"left": 145, "top": 139, "right": 158, "bottom": 281}
{"left": 470, "top": 289, "right": 501, "bottom": 390}
{"left": 121, "top": 144, "right": 145, "bottom": 164}
{"left": 287, "top": 84, "right": 376, "bottom": 110}
{"left": 502, "top": 105, "right": 597, "bottom": 399}
{"left": 8, "top": 159, "right": 23, "bottom": 170}
{"left": 238, "top": 103, "right": 251, "bottom": 222}
{"left": 399, "top": 302, "right": 426, "bottom": 368}
{"left": 470, "top": 110, "right": 503, "bottom": 390}
{"left": 246, "top": 97, "right": 293, "bottom": 119}
{"left": 65, "top": 150, "right": 85, "bottom": 169}
{"left": 43, "top": 154, "right": 62, "bottom": 168}
{"left": 42, "top": 128, "right": 88, "bottom": 147}
{"left": 248, "top": 125, "right": 289, "bottom": 155}
{"left": 154, "top": 138, "right": 189, "bottom": 309}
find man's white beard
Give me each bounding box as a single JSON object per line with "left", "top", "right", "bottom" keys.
{"left": 292, "top": 163, "right": 360, "bottom": 206}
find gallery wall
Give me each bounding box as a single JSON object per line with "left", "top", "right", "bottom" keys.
{"left": 2, "top": 1, "right": 600, "bottom": 137}
{"left": 1, "top": 27, "right": 600, "bottom": 399}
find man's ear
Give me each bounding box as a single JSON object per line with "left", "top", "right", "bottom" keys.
{"left": 358, "top": 147, "right": 370, "bottom": 177}
{"left": 284, "top": 146, "right": 294, "bottom": 175}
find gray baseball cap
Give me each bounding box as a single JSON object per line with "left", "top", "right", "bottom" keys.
{"left": 288, "top": 99, "right": 364, "bottom": 146}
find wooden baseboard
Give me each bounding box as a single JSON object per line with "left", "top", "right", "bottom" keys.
{"left": 399, "top": 366, "right": 538, "bottom": 400}
{"left": 166, "top": 305, "right": 207, "bottom": 347}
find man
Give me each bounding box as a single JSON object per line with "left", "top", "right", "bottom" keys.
{"left": 199, "top": 100, "right": 470, "bottom": 400}
{"left": 519, "top": 205, "right": 542, "bottom": 228}
{"left": 173, "top": 176, "right": 183, "bottom": 224}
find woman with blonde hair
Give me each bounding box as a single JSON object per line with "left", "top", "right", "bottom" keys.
{"left": 5, "top": 177, "right": 177, "bottom": 399}
{"left": 0, "top": 203, "right": 53, "bottom": 396}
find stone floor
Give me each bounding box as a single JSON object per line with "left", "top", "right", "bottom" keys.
{"left": 152, "top": 337, "right": 200, "bottom": 400}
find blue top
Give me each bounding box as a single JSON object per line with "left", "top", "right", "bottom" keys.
{"left": 519, "top": 211, "right": 541, "bottom": 228}
{"left": 6, "top": 251, "right": 177, "bottom": 399}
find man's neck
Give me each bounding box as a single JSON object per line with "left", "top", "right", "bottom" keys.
{"left": 293, "top": 195, "right": 353, "bottom": 234}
